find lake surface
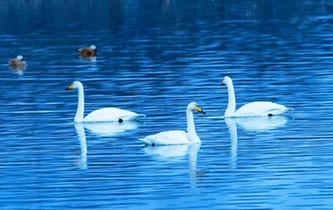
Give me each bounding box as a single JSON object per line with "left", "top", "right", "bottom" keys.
{"left": 1, "top": 0, "right": 333, "bottom": 209}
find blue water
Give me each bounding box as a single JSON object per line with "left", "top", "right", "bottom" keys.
{"left": 1, "top": 0, "right": 333, "bottom": 209}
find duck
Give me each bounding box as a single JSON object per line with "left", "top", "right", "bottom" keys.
{"left": 8, "top": 55, "right": 26, "bottom": 68}
{"left": 66, "top": 81, "right": 145, "bottom": 123}
{"left": 222, "top": 76, "right": 289, "bottom": 117}
{"left": 140, "top": 102, "right": 205, "bottom": 146}
{"left": 78, "top": 45, "right": 97, "bottom": 58}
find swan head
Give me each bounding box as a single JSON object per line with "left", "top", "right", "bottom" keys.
{"left": 66, "top": 81, "right": 83, "bottom": 91}
{"left": 90, "top": 45, "right": 96, "bottom": 50}
{"left": 188, "top": 102, "right": 206, "bottom": 114}
{"left": 222, "top": 76, "right": 232, "bottom": 85}
{"left": 16, "top": 55, "right": 24, "bottom": 61}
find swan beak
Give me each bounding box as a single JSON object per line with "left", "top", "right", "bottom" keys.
{"left": 66, "top": 83, "right": 74, "bottom": 91}
{"left": 195, "top": 105, "right": 206, "bottom": 114}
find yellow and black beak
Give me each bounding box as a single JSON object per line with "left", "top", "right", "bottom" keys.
{"left": 195, "top": 105, "right": 206, "bottom": 114}
{"left": 66, "top": 83, "right": 74, "bottom": 91}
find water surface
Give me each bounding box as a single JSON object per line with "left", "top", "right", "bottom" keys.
{"left": 1, "top": 1, "right": 333, "bottom": 209}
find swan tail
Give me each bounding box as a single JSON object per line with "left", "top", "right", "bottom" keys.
{"left": 123, "top": 114, "right": 146, "bottom": 121}
{"left": 279, "top": 106, "right": 293, "bottom": 114}
{"left": 139, "top": 138, "right": 153, "bottom": 146}
{"left": 286, "top": 107, "right": 294, "bottom": 111}
{"left": 136, "top": 114, "right": 146, "bottom": 118}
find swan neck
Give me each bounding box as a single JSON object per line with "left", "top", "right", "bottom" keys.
{"left": 186, "top": 108, "right": 200, "bottom": 143}
{"left": 225, "top": 80, "right": 236, "bottom": 116}
{"left": 75, "top": 84, "right": 85, "bottom": 122}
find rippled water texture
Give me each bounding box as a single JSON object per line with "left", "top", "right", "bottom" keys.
{"left": 1, "top": 0, "right": 333, "bottom": 209}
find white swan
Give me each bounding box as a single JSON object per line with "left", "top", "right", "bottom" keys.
{"left": 140, "top": 102, "right": 205, "bottom": 145}
{"left": 66, "top": 81, "right": 145, "bottom": 122}
{"left": 222, "top": 76, "right": 289, "bottom": 117}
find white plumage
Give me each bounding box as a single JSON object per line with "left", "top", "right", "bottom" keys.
{"left": 233, "top": 101, "right": 288, "bottom": 117}
{"left": 83, "top": 108, "right": 144, "bottom": 122}
{"left": 222, "top": 76, "right": 289, "bottom": 117}
{"left": 141, "top": 131, "right": 190, "bottom": 145}
{"left": 66, "top": 81, "right": 144, "bottom": 123}
{"left": 140, "top": 102, "right": 205, "bottom": 146}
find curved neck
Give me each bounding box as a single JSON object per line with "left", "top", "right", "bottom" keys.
{"left": 75, "top": 84, "right": 85, "bottom": 122}
{"left": 186, "top": 108, "right": 200, "bottom": 143}
{"left": 225, "top": 80, "right": 236, "bottom": 117}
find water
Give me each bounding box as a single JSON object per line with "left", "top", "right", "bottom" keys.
{"left": 1, "top": 0, "right": 333, "bottom": 209}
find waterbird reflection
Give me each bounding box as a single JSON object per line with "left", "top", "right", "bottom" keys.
{"left": 74, "top": 123, "right": 87, "bottom": 170}
{"left": 74, "top": 121, "right": 138, "bottom": 169}
{"left": 225, "top": 116, "right": 288, "bottom": 167}
{"left": 9, "top": 66, "right": 25, "bottom": 76}
{"left": 83, "top": 121, "right": 138, "bottom": 137}
{"left": 79, "top": 56, "right": 97, "bottom": 62}
{"left": 231, "top": 116, "right": 288, "bottom": 132}
{"left": 144, "top": 144, "right": 201, "bottom": 188}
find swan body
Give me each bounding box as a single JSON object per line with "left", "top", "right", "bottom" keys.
{"left": 222, "top": 76, "right": 289, "bottom": 117}
{"left": 233, "top": 101, "right": 288, "bottom": 117}
{"left": 141, "top": 131, "right": 190, "bottom": 145}
{"left": 140, "top": 102, "right": 205, "bottom": 145}
{"left": 83, "top": 108, "right": 143, "bottom": 122}
{"left": 66, "top": 81, "right": 144, "bottom": 123}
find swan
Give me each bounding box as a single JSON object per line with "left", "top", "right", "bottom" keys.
{"left": 66, "top": 81, "right": 145, "bottom": 123}
{"left": 222, "top": 76, "right": 289, "bottom": 117}
{"left": 140, "top": 102, "right": 205, "bottom": 145}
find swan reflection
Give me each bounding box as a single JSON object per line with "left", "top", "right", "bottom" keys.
{"left": 74, "top": 123, "right": 87, "bottom": 170}
{"left": 144, "top": 144, "right": 201, "bottom": 188}
{"left": 230, "top": 116, "right": 288, "bottom": 132}
{"left": 83, "top": 122, "right": 138, "bottom": 136}
{"left": 225, "top": 116, "right": 288, "bottom": 167}
{"left": 74, "top": 121, "right": 138, "bottom": 169}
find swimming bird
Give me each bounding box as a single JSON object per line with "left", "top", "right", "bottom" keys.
{"left": 8, "top": 55, "right": 26, "bottom": 68}
{"left": 140, "top": 102, "right": 205, "bottom": 146}
{"left": 222, "top": 76, "right": 289, "bottom": 117}
{"left": 66, "top": 81, "right": 144, "bottom": 123}
{"left": 78, "top": 45, "right": 97, "bottom": 58}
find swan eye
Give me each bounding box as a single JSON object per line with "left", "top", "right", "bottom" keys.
{"left": 66, "top": 83, "right": 75, "bottom": 91}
